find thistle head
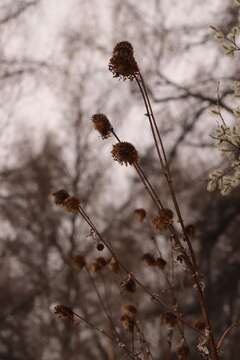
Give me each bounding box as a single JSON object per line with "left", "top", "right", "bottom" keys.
{"left": 92, "top": 114, "right": 113, "bottom": 139}
{"left": 109, "top": 41, "right": 139, "bottom": 80}
{"left": 52, "top": 189, "right": 70, "bottom": 205}
{"left": 111, "top": 142, "right": 138, "bottom": 166}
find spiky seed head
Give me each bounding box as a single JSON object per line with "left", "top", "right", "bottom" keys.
{"left": 54, "top": 305, "right": 74, "bottom": 322}
{"left": 92, "top": 114, "right": 113, "bottom": 139}
{"left": 52, "top": 189, "right": 70, "bottom": 205}
{"left": 112, "top": 142, "right": 138, "bottom": 166}
{"left": 109, "top": 41, "right": 139, "bottom": 80}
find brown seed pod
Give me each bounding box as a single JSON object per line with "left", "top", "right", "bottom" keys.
{"left": 92, "top": 114, "right": 113, "bottom": 139}
{"left": 52, "top": 189, "right": 70, "bottom": 205}
{"left": 134, "top": 208, "right": 146, "bottom": 223}
{"left": 112, "top": 142, "right": 138, "bottom": 166}
{"left": 54, "top": 305, "right": 74, "bottom": 322}
{"left": 109, "top": 41, "right": 139, "bottom": 80}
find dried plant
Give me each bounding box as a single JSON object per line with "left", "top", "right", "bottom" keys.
{"left": 49, "top": 32, "right": 240, "bottom": 360}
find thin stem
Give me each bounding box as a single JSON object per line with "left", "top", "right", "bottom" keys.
{"left": 136, "top": 72, "right": 219, "bottom": 359}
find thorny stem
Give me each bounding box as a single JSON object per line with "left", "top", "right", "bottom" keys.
{"left": 135, "top": 72, "right": 219, "bottom": 359}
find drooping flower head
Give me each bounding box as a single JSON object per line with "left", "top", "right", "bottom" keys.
{"left": 54, "top": 305, "right": 74, "bottom": 322}
{"left": 52, "top": 189, "right": 70, "bottom": 205}
{"left": 111, "top": 142, "right": 138, "bottom": 166}
{"left": 92, "top": 114, "right": 113, "bottom": 139}
{"left": 109, "top": 41, "right": 139, "bottom": 80}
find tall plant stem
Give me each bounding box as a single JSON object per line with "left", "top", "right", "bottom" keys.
{"left": 135, "top": 72, "right": 219, "bottom": 359}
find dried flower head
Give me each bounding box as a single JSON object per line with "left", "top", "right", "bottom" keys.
{"left": 155, "top": 257, "right": 167, "bottom": 270}
{"left": 120, "top": 273, "right": 136, "bottom": 293}
{"left": 96, "top": 242, "right": 104, "bottom": 251}
{"left": 54, "top": 305, "right": 74, "bottom": 322}
{"left": 108, "top": 257, "right": 120, "bottom": 273}
{"left": 70, "top": 255, "right": 86, "bottom": 271}
{"left": 92, "top": 114, "right": 113, "bottom": 139}
{"left": 121, "top": 304, "right": 138, "bottom": 319}
{"left": 63, "top": 196, "right": 80, "bottom": 213}
{"left": 52, "top": 189, "right": 70, "bottom": 205}
{"left": 109, "top": 41, "right": 139, "bottom": 80}
{"left": 141, "top": 253, "right": 156, "bottom": 266}
{"left": 134, "top": 208, "right": 146, "bottom": 223}
{"left": 152, "top": 208, "right": 174, "bottom": 231}
{"left": 121, "top": 314, "right": 135, "bottom": 332}
{"left": 112, "top": 142, "right": 138, "bottom": 166}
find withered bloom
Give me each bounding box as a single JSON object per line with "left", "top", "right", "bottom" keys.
{"left": 155, "top": 257, "right": 167, "bottom": 270}
{"left": 92, "top": 114, "right": 113, "bottom": 139}
{"left": 109, "top": 41, "right": 139, "bottom": 80}
{"left": 141, "top": 253, "right": 156, "bottom": 266}
{"left": 134, "top": 208, "right": 146, "bottom": 223}
{"left": 52, "top": 189, "right": 70, "bottom": 205}
{"left": 152, "top": 208, "right": 174, "bottom": 231}
{"left": 63, "top": 196, "right": 80, "bottom": 213}
{"left": 120, "top": 273, "right": 136, "bottom": 293}
{"left": 70, "top": 255, "right": 86, "bottom": 271}
{"left": 108, "top": 257, "right": 120, "bottom": 273}
{"left": 112, "top": 142, "right": 138, "bottom": 166}
{"left": 54, "top": 305, "right": 74, "bottom": 322}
